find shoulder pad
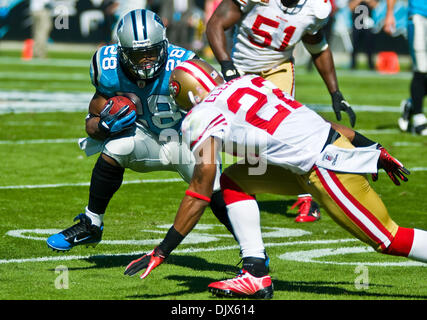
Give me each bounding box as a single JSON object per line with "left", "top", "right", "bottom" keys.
{"left": 182, "top": 107, "right": 227, "bottom": 151}
{"left": 89, "top": 45, "right": 120, "bottom": 96}
{"left": 234, "top": 0, "right": 257, "bottom": 13}
{"left": 311, "top": 0, "right": 332, "bottom": 20}
{"left": 89, "top": 48, "right": 102, "bottom": 88}
{"left": 168, "top": 44, "right": 196, "bottom": 61}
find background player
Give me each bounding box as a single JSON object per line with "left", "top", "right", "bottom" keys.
{"left": 206, "top": 0, "right": 355, "bottom": 126}
{"left": 384, "top": 0, "right": 427, "bottom": 135}
{"left": 46, "top": 9, "right": 231, "bottom": 251}
{"left": 123, "top": 60, "right": 426, "bottom": 299}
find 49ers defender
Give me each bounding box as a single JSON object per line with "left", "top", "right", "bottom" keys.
{"left": 124, "top": 60, "right": 426, "bottom": 299}
{"left": 207, "top": 0, "right": 356, "bottom": 222}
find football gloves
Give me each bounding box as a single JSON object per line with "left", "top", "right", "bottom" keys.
{"left": 220, "top": 60, "right": 241, "bottom": 82}
{"left": 98, "top": 100, "right": 137, "bottom": 136}
{"left": 373, "top": 145, "right": 410, "bottom": 186}
{"left": 331, "top": 90, "right": 356, "bottom": 128}
{"left": 124, "top": 246, "right": 167, "bottom": 279}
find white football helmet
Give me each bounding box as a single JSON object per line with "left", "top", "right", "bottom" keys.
{"left": 168, "top": 59, "right": 225, "bottom": 111}
{"left": 116, "top": 9, "right": 168, "bottom": 80}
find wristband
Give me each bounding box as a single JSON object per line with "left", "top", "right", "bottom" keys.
{"left": 185, "top": 189, "right": 211, "bottom": 202}
{"left": 352, "top": 131, "right": 376, "bottom": 147}
{"left": 219, "top": 60, "right": 235, "bottom": 69}
{"left": 158, "top": 226, "right": 184, "bottom": 256}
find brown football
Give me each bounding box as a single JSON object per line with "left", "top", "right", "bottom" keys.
{"left": 106, "top": 96, "right": 137, "bottom": 115}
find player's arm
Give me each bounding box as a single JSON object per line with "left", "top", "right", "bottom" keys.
{"left": 86, "top": 91, "right": 109, "bottom": 140}
{"left": 173, "top": 138, "right": 218, "bottom": 235}
{"left": 302, "top": 31, "right": 356, "bottom": 127}
{"left": 384, "top": 0, "right": 397, "bottom": 35}
{"left": 303, "top": 31, "right": 338, "bottom": 94}
{"left": 328, "top": 121, "right": 409, "bottom": 185}
{"left": 86, "top": 91, "right": 137, "bottom": 140}
{"left": 206, "top": 0, "right": 242, "bottom": 81}
{"left": 329, "top": 120, "right": 377, "bottom": 146}
{"left": 124, "top": 137, "right": 219, "bottom": 279}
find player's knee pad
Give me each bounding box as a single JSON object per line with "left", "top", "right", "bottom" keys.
{"left": 103, "top": 135, "right": 136, "bottom": 168}
{"left": 160, "top": 139, "right": 195, "bottom": 183}
{"left": 103, "top": 126, "right": 168, "bottom": 172}
{"left": 220, "top": 173, "right": 255, "bottom": 206}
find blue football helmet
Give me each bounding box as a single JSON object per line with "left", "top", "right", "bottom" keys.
{"left": 116, "top": 9, "right": 168, "bottom": 80}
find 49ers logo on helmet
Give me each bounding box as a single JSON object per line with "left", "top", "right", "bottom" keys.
{"left": 169, "top": 80, "right": 181, "bottom": 97}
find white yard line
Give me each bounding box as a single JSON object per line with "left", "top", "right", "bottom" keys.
{"left": 0, "top": 178, "right": 183, "bottom": 190}
{"left": 0, "top": 72, "right": 87, "bottom": 81}
{"left": 0, "top": 56, "right": 89, "bottom": 67}
{"left": 0, "top": 138, "right": 78, "bottom": 145}
{"left": 0, "top": 238, "right": 356, "bottom": 265}
{"left": 1, "top": 137, "right": 423, "bottom": 146}
{"left": 0, "top": 101, "right": 403, "bottom": 114}
{"left": 1, "top": 167, "right": 426, "bottom": 190}
{"left": 0, "top": 90, "right": 405, "bottom": 113}
{"left": 308, "top": 104, "right": 401, "bottom": 113}
{"left": 2, "top": 238, "right": 424, "bottom": 267}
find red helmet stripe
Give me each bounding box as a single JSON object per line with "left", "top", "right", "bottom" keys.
{"left": 185, "top": 60, "right": 218, "bottom": 87}
{"left": 175, "top": 65, "right": 212, "bottom": 92}
{"left": 175, "top": 60, "right": 218, "bottom": 92}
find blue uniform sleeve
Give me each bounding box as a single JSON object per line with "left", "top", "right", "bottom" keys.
{"left": 89, "top": 45, "right": 121, "bottom": 97}
{"left": 164, "top": 44, "right": 196, "bottom": 73}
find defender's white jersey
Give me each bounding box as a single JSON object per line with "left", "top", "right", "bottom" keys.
{"left": 232, "top": 0, "right": 331, "bottom": 73}
{"left": 181, "top": 75, "right": 331, "bottom": 174}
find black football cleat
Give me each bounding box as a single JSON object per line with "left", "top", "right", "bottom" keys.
{"left": 47, "top": 213, "right": 103, "bottom": 251}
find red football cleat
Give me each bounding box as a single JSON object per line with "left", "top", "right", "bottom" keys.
{"left": 291, "top": 195, "right": 321, "bottom": 223}
{"left": 208, "top": 269, "right": 273, "bottom": 299}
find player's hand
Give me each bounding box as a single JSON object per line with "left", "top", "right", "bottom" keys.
{"left": 98, "top": 100, "right": 136, "bottom": 135}
{"left": 372, "top": 145, "right": 410, "bottom": 186}
{"left": 124, "top": 247, "right": 167, "bottom": 279}
{"left": 219, "top": 60, "right": 241, "bottom": 82}
{"left": 331, "top": 90, "right": 356, "bottom": 128}
{"left": 383, "top": 12, "right": 396, "bottom": 35}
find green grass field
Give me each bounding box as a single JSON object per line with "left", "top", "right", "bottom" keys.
{"left": 0, "top": 47, "right": 426, "bottom": 304}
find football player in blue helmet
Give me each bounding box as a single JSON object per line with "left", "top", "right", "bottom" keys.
{"left": 116, "top": 9, "right": 168, "bottom": 81}
{"left": 46, "top": 9, "right": 233, "bottom": 251}
{"left": 384, "top": 0, "right": 427, "bottom": 135}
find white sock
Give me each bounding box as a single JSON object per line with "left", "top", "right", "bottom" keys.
{"left": 85, "top": 207, "right": 104, "bottom": 227}
{"left": 408, "top": 229, "right": 427, "bottom": 263}
{"left": 413, "top": 113, "right": 427, "bottom": 127}
{"left": 298, "top": 194, "right": 312, "bottom": 198}
{"left": 226, "top": 200, "right": 265, "bottom": 259}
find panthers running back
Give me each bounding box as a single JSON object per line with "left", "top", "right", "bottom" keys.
{"left": 46, "top": 10, "right": 229, "bottom": 252}
{"left": 89, "top": 43, "right": 192, "bottom": 136}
